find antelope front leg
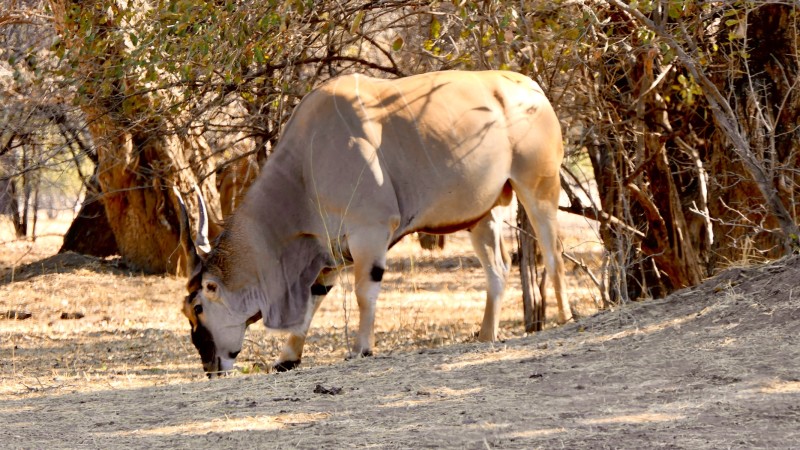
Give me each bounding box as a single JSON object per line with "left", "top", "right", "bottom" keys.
{"left": 350, "top": 256, "right": 386, "bottom": 357}
{"left": 347, "top": 226, "right": 392, "bottom": 358}
{"left": 273, "top": 282, "right": 331, "bottom": 372}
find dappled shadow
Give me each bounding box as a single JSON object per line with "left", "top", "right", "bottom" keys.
{"left": 387, "top": 253, "right": 483, "bottom": 272}
{"left": 2, "top": 257, "right": 799, "bottom": 448}
{"left": 4, "top": 257, "right": 799, "bottom": 449}
{"left": 1, "top": 328, "right": 199, "bottom": 389}
{"left": 0, "top": 252, "right": 136, "bottom": 285}
{"left": 386, "top": 248, "right": 603, "bottom": 273}
{"left": 0, "top": 373, "right": 359, "bottom": 449}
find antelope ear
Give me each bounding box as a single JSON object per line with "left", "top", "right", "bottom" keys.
{"left": 263, "top": 236, "right": 332, "bottom": 330}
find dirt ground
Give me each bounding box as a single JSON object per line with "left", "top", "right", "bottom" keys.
{"left": 1, "top": 215, "right": 799, "bottom": 449}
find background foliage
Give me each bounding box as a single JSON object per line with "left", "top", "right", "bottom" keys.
{"left": 2, "top": 0, "right": 798, "bottom": 302}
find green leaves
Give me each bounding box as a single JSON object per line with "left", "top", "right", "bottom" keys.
{"left": 667, "top": 0, "right": 684, "bottom": 19}
{"left": 675, "top": 73, "right": 703, "bottom": 107}
{"left": 254, "top": 46, "right": 266, "bottom": 64}
{"left": 430, "top": 16, "right": 441, "bottom": 40}
{"left": 392, "top": 37, "right": 404, "bottom": 52}
{"left": 350, "top": 10, "right": 364, "bottom": 34}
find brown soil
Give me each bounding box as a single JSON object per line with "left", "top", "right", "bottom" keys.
{"left": 1, "top": 220, "right": 798, "bottom": 449}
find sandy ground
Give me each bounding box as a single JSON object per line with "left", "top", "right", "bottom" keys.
{"left": 1, "top": 214, "right": 798, "bottom": 449}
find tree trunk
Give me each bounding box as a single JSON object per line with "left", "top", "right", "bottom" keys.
{"left": 518, "top": 201, "right": 545, "bottom": 332}
{"left": 60, "top": 174, "right": 118, "bottom": 257}
{"left": 629, "top": 48, "right": 702, "bottom": 290}
{"left": 49, "top": 0, "right": 222, "bottom": 273}
{"left": 418, "top": 233, "right": 445, "bottom": 251}
{"left": 89, "top": 113, "right": 220, "bottom": 273}
{"left": 708, "top": 4, "right": 800, "bottom": 264}
{"left": 610, "top": 0, "right": 800, "bottom": 264}
{"left": 9, "top": 180, "right": 24, "bottom": 238}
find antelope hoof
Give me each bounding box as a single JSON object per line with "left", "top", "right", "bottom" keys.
{"left": 476, "top": 331, "right": 496, "bottom": 343}
{"left": 273, "top": 360, "right": 301, "bottom": 372}
{"left": 346, "top": 349, "right": 373, "bottom": 360}
{"left": 557, "top": 313, "right": 575, "bottom": 325}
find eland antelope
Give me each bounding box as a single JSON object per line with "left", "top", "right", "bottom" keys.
{"left": 175, "top": 70, "right": 570, "bottom": 377}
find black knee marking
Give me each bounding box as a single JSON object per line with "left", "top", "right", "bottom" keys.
{"left": 273, "top": 360, "right": 301, "bottom": 372}
{"left": 310, "top": 284, "right": 333, "bottom": 296}
{"left": 370, "top": 265, "right": 384, "bottom": 282}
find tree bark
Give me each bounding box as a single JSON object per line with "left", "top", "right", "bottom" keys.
{"left": 518, "top": 201, "right": 545, "bottom": 333}
{"left": 418, "top": 233, "right": 445, "bottom": 251}
{"left": 709, "top": 4, "right": 800, "bottom": 262}
{"left": 60, "top": 174, "right": 118, "bottom": 257}
{"left": 631, "top": 47, "right": 702, "bottom": 290}
{"left": 608, "top": 0, "right": 800, "bottom": 256}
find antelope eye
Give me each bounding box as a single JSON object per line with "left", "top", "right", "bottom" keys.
{"left": 194, "top": 304, "right": 203, "bottom": 315}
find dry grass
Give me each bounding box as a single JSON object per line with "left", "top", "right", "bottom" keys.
{"left": 0, "top": 210, "right": 602, "bottom": 394}
{"left": 2, "top": 212, "right": 797, "bottom": 448}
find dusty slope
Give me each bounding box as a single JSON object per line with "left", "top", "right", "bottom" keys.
{"left": 2, "top": 253, "right": 799, "bottom": 449}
